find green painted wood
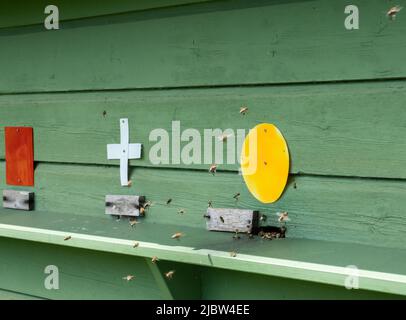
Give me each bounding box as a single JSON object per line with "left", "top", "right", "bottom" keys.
{"left": 2, "top": 219, "right": 406, "bottom": 296}
{"left": 0, "top": 0, "right": 216, "bottom": 29}
{"left": 1, "top": 237, "right": 403, "bottom": 300}
{"left": 0, "top": 288, "right": 44, "bottom": 300}
{"left": 201, "top": 268, "right": 405, "bottom": 299}
{"left": 1, "top": 81, "right": 406, "bottom": 179}
{"left": 150, "top": 259, "right": 202, "bottom": 299}
{"left": 0, "top": 237, "right": 172, "bottom": 299}
{"left": 1, "top": 0, "right": 406, "bottom": 93}
{"left": 1, "top": 161, "right": 406, "bottom": 250}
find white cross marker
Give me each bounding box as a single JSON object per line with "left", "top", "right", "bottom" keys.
{"left": 107, "top": 119, "right": 142, "bottom": 186}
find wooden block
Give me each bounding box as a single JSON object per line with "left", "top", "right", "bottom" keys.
{"left": 105, "top": 195, "right": 145, "bottom": 217}
{"left": 205, "top": 208, "right": 259, "bottom": 233}
{"left": 5, "top": 127, "right": 34, "bottom": 186}
{"left": 2, "top": 190, "right": 34, "bottom": 211}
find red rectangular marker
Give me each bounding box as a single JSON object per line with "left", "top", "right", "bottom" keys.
{"left": 5, "top": 127, "right": 34, "bottom": 186}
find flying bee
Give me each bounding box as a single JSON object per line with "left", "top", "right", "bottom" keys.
{"left": 171, "top": 232, "right": 183, "bottom": 239}
{"left": 127, "top": 180, "right": 132, "bottom": 187}
{"left": 129, "top": 219, "right": 139, "bottom": 227}
{"left": 218, "top": 133, "right": 233, "bottom": 142}
{"left": 133, "top": 242, "right": 139, "bottom": 248}
{"left": 64, "top": 236, "right": 72, "bottom": 241}
{"left": 220, "top": 216, "right": 225, "bottom": 223}
{"left": 240, "top": 106, "right": 248, "bottom": 115}
{"left": 122, "top": 275, "right": 135, "bottom": 281}
{"left": 277, "top": 211, "right": 290, "bottom": 223}
{"left": 230, "top": 251, "right": 237, "bottom": 257}
{"left": 208, "top": 200, "right": 213, "bottom": 208}
{"left": 209, "top": 164, "right": 217, "bottom": 175}
{"left": 260, "top": 214, "right": 267, "bottom": 222}
{"left": 166, "top": 198, "right": 172, "bottom": 205}
{"left": 151, "top": 256, "right": 159, "bottom": 264}
{"left": 165, "top": 270, "right": 175, "bottom": 280}
{"left": 387, "top": 5, "right": 402, "bottom": 19}
{"left": 177, "top": 209, "right": 186, "bottom": 215}
{"left": 233, "top": 192, "right": 241, "bottom": 201}
{"left": 102, "top": 110, "right": 107, "bottom": 117}
{"left": 139, "top": 206, "right": 145, "bottom": 215}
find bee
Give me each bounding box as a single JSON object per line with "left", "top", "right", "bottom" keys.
{"left": 129, "top": 219, "right": 139, "bottom": 227}
{"left": 220, "top": 216, "right": 225, "bottom": 223}
{"left": 233, "top": 192, "right": 241, "bottom": 201}
{"left": 208, "top": 200, "right": 213, "bottom": 208}
{"left": 144, "top": 201, "right": 153, "bottom": 209}
{"left": 64, "top": 236, "right": 72, "bottom": 241}
{"left": 133, "top": 242, "right": 139, "bottom": 248}
{"left": 387, "top": 5, "right": 402, "bottom": 19}
{"left": 171, "top": 232, "right": 183, "bottom": 239}
{"left": 277, "top": 211, "right": 290, "bottom": 223}
{"left": 293, "top": 182, "right": 297, "bottom": 189}
{"left": 230, "top": 251, "right": 237, "bottom": 257}
{"left": 127, "top": 180, "right": 132, "bottom": 187}
{"left": 166, "top": 198, "right": 172, "bottom": 205}
{"left": 218, "top": 133, "right": 233, "bottom": 142}
{"left": 139, "top": 206, "right": 145, "bottom": 215}
{"left": 165, "top": 270, "right": 175, "bottom": 280}
{"left": 240, "top": 106, "right": 248, "bottom": 115}
{"left": 102, "top": 110, "right": 107, "bottom": 118}
{"left": 122, "top": 275, "right": 135, "bottom": 281}
{"left": 259, "top": 214, "right": 267, "bottom": 222}
{"left": 151, "top": 256, "right": 159, "bottom": 264}
{"left": 209, "top": 164, "right": 217, "bottom": 175}
{"left": 177, "top": 209, "right": 186, "bottom": 215}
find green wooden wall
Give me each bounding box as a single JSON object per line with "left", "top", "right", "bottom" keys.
{"left": 1, "top": 0, "right": 406, "bottom": 299}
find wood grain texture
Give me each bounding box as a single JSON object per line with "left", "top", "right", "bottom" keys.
{"left": 105, "top": 195, "right": 144, "bottom": 217}
{"left": 3, "top": 190, "right": 33, "bottom": 211}
{"left": 1, "top": 161, "right": 406, "bottom": 250}
{"left": 1, "top": 0, "right": 406, "bottom": 93}
{"left": 0, "top": 0, "right": 216, "bottom": 29}
{"left": 206, "top": 208, "right": 258, "bottom": 233}
{"left": 1, "top": 81, "right": 406, "bottom": 179}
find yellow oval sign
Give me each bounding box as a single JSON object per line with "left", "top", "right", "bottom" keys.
{"left": 240, "top": 123, "right": 289, "bottom": 203}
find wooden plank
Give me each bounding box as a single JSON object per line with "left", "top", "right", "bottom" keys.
{"left": 2, "top": 220, "right": 406, "bottom": 296}
{"left": 3, "top": 190, "right": 34, "bottom": 211}
{"left": 105, "top": 195, "right": 145, "bottom": 216}
{"left": 0, "top": 237, "right": 403, "bottom": 299}
{"left": 1, "top": 161, "right": 406, "bottom": 250}
{"left": 201, "top": 268, "right": 404, "bottom": 300}
{"left": 0, "top": 288, "right": 44, "bottom": 300}
{"left": 0, "top": 0, "right": 217, "bottom": 29}
{"left": 205, "top": 208, "right": 258, "bottom": 233}
{"left": 1, "top": 0, "right": 406, "bottom": 93}
{"left": 0, "top": 237, "right": 167, "bottom": 299}
{"left": 1, "top": 81, "right": 406, "bottom": 179}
